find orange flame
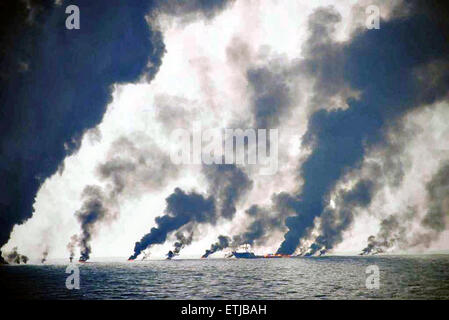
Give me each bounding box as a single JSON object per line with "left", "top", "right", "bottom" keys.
{"left": 263, "top": 253, "right": 291, "bottom": 258}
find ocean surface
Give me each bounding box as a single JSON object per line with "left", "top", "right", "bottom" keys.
{"left": 2, "top": 255, "right": 449, "bottom": 299}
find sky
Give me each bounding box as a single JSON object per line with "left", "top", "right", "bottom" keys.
{"left": 1, "top": 0, "right": 449, "bottom": 262}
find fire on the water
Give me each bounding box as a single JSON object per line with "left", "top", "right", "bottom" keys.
{"left": 126, "top": 244, "right": 292, "bottom": 261}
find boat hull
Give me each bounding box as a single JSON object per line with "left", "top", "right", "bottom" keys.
{"left": 232, "top": 252, "right": 261, "bottom": 259}
{"left": 231, "top": 252, "right": 291, "bottom": 259}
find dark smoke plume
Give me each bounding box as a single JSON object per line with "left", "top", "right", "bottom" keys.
{"left": 361, "top": 235, "right": 395, "bottom": 255}
{"left": 67, "top": 0, "right": 234, "bottom": 262}
{"left": 75, "top": 186, "right": 111, "bottom": 262}
{"left": 67, "top": 234, "right": 78, "bottom": 262}
{"left": 360, "top": 212, "right": 409, "bottom": 255}
{"left": 97, "top": 136, "right": 179, "bottom": 197}
{"left": 166, "top": 251, "right": 175, "bottom": 259}
{"left": 141, "top": 250, "right": 151, "bottom": 261}
{"left": 167, "top": 231, "right": 194, "bottom": 259}
{"left": 420, "top": 161, "right": 449, "bottom": 238}
{"left": 304, "top": 179, "right": 378, "bottom": 256}
{"left": 202, "top": 196, "right": 292, "bottom": 258}
{"left": 202, "top": 235, "right": 231, "bottom": 258}
{"left": 247, "top": 62, "right": 294, "bottom": 129}
{"left": 361, "top": 161, "right": 449, "bottom": 254}
{"left": 130, "top": 188, "right": 216, "bottom": 260}
{"left": 297, "top": 123, "right": 416, "bottom": 255}
{"left": 0, "top": 0, "right": 165, "bottom": 260}
{"left": 130, "top": 163, "right": 252, "bottom": 259}
{"left": 277, "top": 3, "right": 449, "bottom": 255}
{"left": 360, "top": 235, "right": 393, "bottom": 255}
{"left": 0, "top": 0, "right": 233, "bottom": 263}
{"left": 5, "top": 247, "right": 28, "bottom": 264}
{"left": 203, "top": 164, "right": 253, "bottom": 220}
{"left": 41, "top": 246, "right": 49, "bottom": 264}
{"left": 72, "top": 135, "right": 178, "bottom": 261}
{"left": 233, "top": 202, "right": 290, "bottom": 247}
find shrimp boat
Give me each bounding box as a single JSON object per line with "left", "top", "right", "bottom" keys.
{"left": 231, "top": 244, "right": 291, "bottom": 259}
{"left": 231, "top": 244, "right": 261, "bottom": 259}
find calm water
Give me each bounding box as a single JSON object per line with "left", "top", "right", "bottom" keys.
{"left": 2, "top": 255, "right": 449, "bottom": 299}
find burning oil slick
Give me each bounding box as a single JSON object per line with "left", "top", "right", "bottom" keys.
{"left": 130, "top": 163, "right": 252, "bottom": 260}
{"left": 276, "top": 2, "right": 449, "bottom": 256}
{"left": 0, "top": 0, "right": 234, "bottom": 265}
{"left": 3, "top": 247, "right": 29, "bottom": 265}
{"left": 40, "top": 246, "right": 49, "bottom": 264}
{"left": 166, "top": 251, "right": 175, "bottom": 259}
{"left": 166, "top": 231, "right": 194, "bottom": 259}
{"left": 198, "top": 1, "right": 449, "bottom": 259}
{"left": 272, "top": 2, "right": 446, "bottom": 258}
{"left": 202, "top": 196, "right": 292, "bottom": 258}
{"left": 67, "top": 234, "right": 78, "bottom": 263}
{"left": 129, "top": 188, "right": 216, "bottom": 260}
{"left": 141, "top": 250, "right": 151, "bottom": 261}
{"left": 360, "top": 236, "right": 393, "bottom": 255}
{"left": 73, "top": 186, "right": 112, "bottom": 262}
{"left": 361, "top": 161, "right": 449, "bottom": 255}
{"left": 302, "top": 179, "right": 379, "bottom": 257}
{"left": 360, "top": 213, "right": 406, "bottom": 255}
{"left": 202, "top": 235, "right": 231, "bottom": 258}
{"left": 70, "top": 135, "right": 178, "bottom": 262}
{"left": 0, "top": 0, "right": 166, "bottom": 262}
{"left": 4, "top": 1, "right": 449, "bottom": 262}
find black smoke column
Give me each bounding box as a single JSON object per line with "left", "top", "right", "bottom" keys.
{"left": 129, "top": 188, "right": 215, "bottom": 260}
{"left": 278, "top": 4, "right": 449, "bottom": 254}
{"left": 0, "top": 0, "right": 165, "bottom": 257}
{"left": 202, "top": 235, "right": 231, "bottom": 258}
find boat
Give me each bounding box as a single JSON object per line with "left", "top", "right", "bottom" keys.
{"left": 231, "top": 244, "right": 262, "bottom": 259}
{"left": 232, "top": 251, "right": 260, "bottom": 259}
{"left": 231, "top": 244, "right": 292, "bottom": 259}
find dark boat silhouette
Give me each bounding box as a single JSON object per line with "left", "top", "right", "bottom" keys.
{"left": 232, "top": 251, "right": 260, "bottom": 259}
{"left": 231, "top": 244, "right": 291, "bottom": 259}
